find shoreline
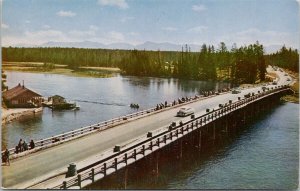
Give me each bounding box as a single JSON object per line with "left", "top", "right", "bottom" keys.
{"left": 1, "top": 107, "right": 43, "bottom": 124}
{"left": 2, "top": 62, "right": 120, "bottom": 79}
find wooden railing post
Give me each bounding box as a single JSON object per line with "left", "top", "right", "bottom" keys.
{"left": 134, "top": 149, "right": 137, "bottom": 159}
{"left": 91, "top": 168, "right": 95, "bottom": 183}
{"left": 78, "top": 174, "right": 81, "bottom": 188}
{"left": 150, "top": 141, "right": 153, "bottom": 150}
{"left": 157, "top": 138, "right": 160, "bottom": 147}
{"left": 115, "top": 158, "right": 118, "bottom": 170}
{"left": 142, "top": 145, "right": 145, "bottom": 155}
{"left": 63, "top": 181, "right": 67, "bottom": 189}
{"left": 103, "top": 163, "right": 107, "bottom": 176}
{"left": 124, "top": 153, "right": 128, "bottom": 165}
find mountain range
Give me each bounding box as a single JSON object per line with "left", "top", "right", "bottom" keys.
{"left": 12, "top": 41, "right": 283, "bottom": 53}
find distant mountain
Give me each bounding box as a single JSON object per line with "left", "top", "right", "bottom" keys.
{"left": 106, "top": 43, "right": 135, "bottom": 50}
{"left": 37, "top": 41, "right": 202, "bottom": 52}
{"left": 41, "top": 41, "right": 107, "bottom": 48}
{"left": 8, "top": 41, "right": 284, "bottom": 53}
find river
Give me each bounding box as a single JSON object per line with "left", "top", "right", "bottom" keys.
{"left": 2, "top": 71, "right": 298, "bottom": 189}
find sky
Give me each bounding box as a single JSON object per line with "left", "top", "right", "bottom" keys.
{"left": 1, "top": 0, "right": 300, "bottom": 50}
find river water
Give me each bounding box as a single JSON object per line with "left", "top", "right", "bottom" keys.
{"left": 2, "top": 71, "right": 298, "bottom": 189}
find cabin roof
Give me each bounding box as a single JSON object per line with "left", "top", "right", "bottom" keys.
{"left": 3, "top": 83, "right": 42, "bottom": 100}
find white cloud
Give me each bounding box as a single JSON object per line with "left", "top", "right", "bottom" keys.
{"left": 56, "top": 10, "right": 76, "bottom": 17}
{"left": 25, "top": 30, "right": 65, "bottom": 40}
{"left": 128, "top": 32, "right": 139, "bottom": 36}
{"left": 108, "top": 31, "right": 125, "bottom": 41}
{"left": 187, "top": 26, "right": 208, "bottom": 33}
{"left": 120, "top": 16, "right": 134, "bottom": 22}
{"left": 42, "top": 25, "right": 51, "bottom": 29}
{"left": 68, "top": 26, "right": 99, "bottom": 38}
{"left": 98, "top": 0, "right": 129, "bottom": 9}
{"left": 2, "top": 28, "right": 127, "bottom": 46}
{"left": 162, "top": 27, "right": 178, "bottom": 31}
{"left": 25, "top": 20, "right": 31, "bottom": 24}
{"left": 219, "top": 28, "right": 299, "bottom": 49}
{"left": 2, "top": 29, "right": 68, "bottom": 46}
{"left": 89, "top": 25, "right": 99, "bottom": 31}
{"left": 1, "top": 23, "right": 9, "bottom": 29}
{"left": 192, "top": 4, "right": 207, "bottom": 12}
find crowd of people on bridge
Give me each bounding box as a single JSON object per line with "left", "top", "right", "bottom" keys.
{"left": 154, "top": 88, "right": 230, "bottom": 111}
{"left": 155, "top": 95, "right": 200, "bottom": 111}
{"left": 14, "top": 139, "right": 35, "bottom": 154}
{"left": 2, "top": 139, "right": 36, "bottom": 165}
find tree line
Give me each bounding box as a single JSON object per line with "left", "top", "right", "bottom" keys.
{"left": 2, "top": 42, "right": 298, "bottom": 83}
{"left": 265, "top": 45, "right": 299, "bottom": 72}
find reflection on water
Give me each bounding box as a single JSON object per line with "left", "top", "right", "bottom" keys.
{"left": 3, "top": 71, "right": 232, "bottom": 149}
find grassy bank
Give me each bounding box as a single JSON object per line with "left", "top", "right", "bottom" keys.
{"left": 281, "top": 69, "right": 299, "bottom": 103}
{"left": 3, "top": 62, "right": 120, "bottom": 78}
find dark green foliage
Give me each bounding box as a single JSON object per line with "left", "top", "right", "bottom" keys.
{"left": 266, "top": 46, "right": 299, "bottom": 72}
{"left": 231, "top": 42, "right": 265, "bottom": 83}
{"left": 2, "top": 42, "right": 274, "bottom": 83}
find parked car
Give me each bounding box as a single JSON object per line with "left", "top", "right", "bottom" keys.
{"left": 272, "top": 81, "right": 277, "bottom": 85}
{"left": 287, "top": 78, "right": 291, "bottom": 81}
{"left": 231, "top": 88, "right": 241, "bottom": 94}
{"left": 177, "top": 107, "right": 194, "bottom": 117}
{"left": 284, "top": 73, "right": 288, "bottom": 76}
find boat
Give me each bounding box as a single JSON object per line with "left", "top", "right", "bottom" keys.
{"left": 44, "top": 95, "right": 80, "bottom": 110}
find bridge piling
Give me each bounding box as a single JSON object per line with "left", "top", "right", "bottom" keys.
{"left": 180, "top": 139, "right": 183, "bottom": 158}
{"left": 213, "top": 122, "right": 216, "bottom": 141}
{"left": 155, "top": 152, "right": 159, "bottom": 177}
{"left": 198, "top": 130, "right": 202, "bottom": 151}
{"left": 124, "top": 167, "right": 128, "bottom": 189}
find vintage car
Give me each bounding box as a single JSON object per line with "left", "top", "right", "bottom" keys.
{"left": 231, "top": 88, "right": 241, "bottom": 94}
{"left": 177, "top": 107, "right": 195, "bottom": 117}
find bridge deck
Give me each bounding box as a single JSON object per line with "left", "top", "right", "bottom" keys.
{"left": 2, "top": 67, "right": 291, "bottom": 189}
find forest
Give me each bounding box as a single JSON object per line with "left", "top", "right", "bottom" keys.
{"left": 2, "top": 42, "right": 298, "bottom": 84}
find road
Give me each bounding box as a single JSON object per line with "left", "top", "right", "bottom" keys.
{"left": 1, "top": 66, "right": 291, "bottom": 189}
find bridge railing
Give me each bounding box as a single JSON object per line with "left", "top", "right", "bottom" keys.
{"left": 2, "top": 89, "right": 226, "bottom": 159}
{"left": 51, "top": 85, "right": 290, "bottom": 189}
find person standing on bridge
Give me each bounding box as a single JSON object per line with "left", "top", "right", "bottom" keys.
{"left": 4, "top": 148, "right": 10, "bottom": 166}
{"left": 30, "top": 139, "right": 35, "bottom": 149}
{"left": 18, "top": 139, "right": 23, "bottom": 152}
{"left": 23, "top": 141, "right": 28, "bottom": 151}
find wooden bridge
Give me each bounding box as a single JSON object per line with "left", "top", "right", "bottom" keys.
{"left": 1, "top": 67, "right": 294, "bottom": 189}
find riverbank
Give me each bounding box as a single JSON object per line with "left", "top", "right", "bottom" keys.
{"left": 2, "top": 62, "right": 120, "bottom": 78}
{"left": 279, "top": 69, "right": 299, "bottom": 103}
{"left": 1, "top": 107, "right": 43, "bottom": 124}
